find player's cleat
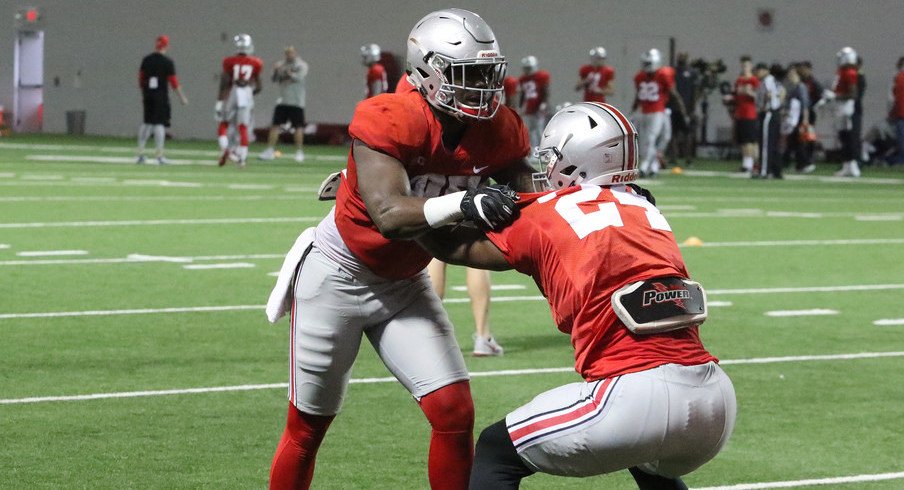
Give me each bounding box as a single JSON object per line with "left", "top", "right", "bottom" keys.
{"left": 799, "top": 164, "right": 816, "bottom": 174}
{"left": 834, "top": 162, "right": 861, "bottom": 177}
{"left": 156, "top": 157, "right": 169, "bottom": 165}
{"left": 136, "top": 155, "right": 146, "bottom": 165}
{"left": 218, "top": 149, "right": 230, "bottom": 167}
{"left": 295, "top": 150, "right": 306, "bottom": 163}
{"left": 473, "top": 335, "right": 504, "bottom": 357}
{"left": 238, "top": 159, "right": 247, "bottom": 169}
{"left": 259, "top": 148, "right": 276, "bottom": 161}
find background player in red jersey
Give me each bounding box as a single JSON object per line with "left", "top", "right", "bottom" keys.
{"left": 730, "top": 56, "right": 761, "bottom": 174}
{"left": 418, "top": 102, "right": 736, "bottom": 490}
{"left": 632, "top": 49, "right": 689, "bottom": 177}
{"left": 137, "top": 35, "right": 188, "bottom": 165}
{"left": 575, "top": 46, "right": 615, "bottom": 103}
{"left": 361, "top": 43, "right": 388, "bottom": 98}
{"left": 266, "top": 9, "right": 536, "bottom": 490}
{"left": 519, "top": 55, "right": 551, "bottom": 151}
{"left": 832, "top": 47, "right": 861, "bottom": 177}
{"left": 215, "top": 34, "right": 263, "bottom": 167}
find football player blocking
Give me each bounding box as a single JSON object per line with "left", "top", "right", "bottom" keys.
{"left": 216, "top": 34, "right": 263, "bottom": 167}
{"left": 417, "top": 102, "right": 736, "bottom": 489}
{"left": 266, "top": 9, "right": 537, "bottom": 490}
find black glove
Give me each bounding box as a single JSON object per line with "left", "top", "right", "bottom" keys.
{"left": 460, "top": 185, "right": 519, "bottom": 230}
{"left": 628, "top": 183, "right": 656, "bottom": 206}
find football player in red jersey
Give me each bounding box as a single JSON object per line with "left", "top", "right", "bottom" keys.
{"left": 632, "top": 49, "right": 689, "bottom": 177}
{"left": 575, "top": 46, "right": 615, "bottom": 103}
{"left": 731, "top": 56, "right": 761, "bottom": 174}
{"left": 267, "top": 9, "right": 536, "bottom": 490}
{"left": 519, "top": 55, "right": 551, "bottom": 150}
{"left": 215, "top": 34, "right": 263, "bottom": 167}
{"left": 503, "top": 75, "right": 519, "bottom": 108}
{"left": 832, "top": 47, "right": 861, "bottom": 177}
{"left": 417, "top": 102, "right": 736, "bottom": 489}
{"left": 361, "top": 43, "right": 388, "bottom": 98}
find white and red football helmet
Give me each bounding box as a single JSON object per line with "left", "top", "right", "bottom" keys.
{"left": 539, "top": 102, "right": 638, "bottom": 189}
{"left": 836, "top": 46, "right": 857, "bottom": 67}
{"left": 361, "top": 43, "right": 381, "bottom": 65}
{"left": 406, "top": 8, "right": 507, "bottom": 120}
{"left": 234, "top": 34, "right": 254, "bottom": 55}
{"left": 641, "top": 48, "right": 662, "bottom": 72}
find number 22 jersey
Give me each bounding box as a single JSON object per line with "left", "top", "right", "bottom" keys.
{"left": 485, "top": 184, "right": 715, "bottom": 380}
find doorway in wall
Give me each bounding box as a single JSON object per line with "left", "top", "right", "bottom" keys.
{"left": 14, "top": 29, "right": 44, "bottom": 132}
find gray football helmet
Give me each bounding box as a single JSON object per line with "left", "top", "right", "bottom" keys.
{"left": 361, "top": 43, "right": 381, "bottom": 65}
{"left": 836, "top": 46, "right": 857, "bottom": 67}
{"left": 522, "top": 55, "right": 539, "bottom": 74}
{"left": 234, "top": 34, "right": 254, "bottom": 55}
{"left": 539, "top": 102, "right": 639, "bottom": 189}
{"left": 406, "top": 8, "right": 507, "bottom": 120}
{"left": 641, "top": 48, "right": 662, "bottom": 72}
{"left": 589, "top": 46, "right": 607, "bottom": 64}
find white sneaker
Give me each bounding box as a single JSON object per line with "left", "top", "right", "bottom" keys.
{"left": 294, "top": 150, "right": 306, "bottom": 163}
{"left": 800, "top": 164, "right": 816, "bottom": 174}
{"left": 259, "top": 148, "right": 275, "bottom": 161}
{"left": 156, "top": 156, "right": 169, "bottom": 165}
{"left": 136, "top": 155, "right": 146, "bottom": 165}
{"left": 473, "top": 335, "right": 504, "bottom": 357}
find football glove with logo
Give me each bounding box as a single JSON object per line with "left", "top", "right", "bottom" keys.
{"left": 460, "top": 185, "right": 519, "bottom": 230}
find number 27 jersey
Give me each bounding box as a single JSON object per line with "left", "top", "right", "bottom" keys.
{"left": 485, "top": 184, "right": 715, "bottom": 380}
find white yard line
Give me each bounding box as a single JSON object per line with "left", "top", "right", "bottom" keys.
{"left": 0, "top": 195, "right": 305, "bottom": 203}
{"left": 16, "top": 250, "right": 88, "bottom": 257}
{"left": 21, "top": 174, "right": 64, "bottom": 180}
{"left": 26, "top": 155, "right": 216, "bottom": 166}
{"left": 694, "top": 471, "right": 904, "bottom": 490}
{"left": 182, "top": 263, "right": 255, "bottom": 270}
{"left": 684, "top": 238, "right": 904, "bottom": 248}
{"left": 1, "top": 351, "right": 901, "bottom": 405}
{"left": 0, "top": 253, "right": 284, "bottom": 266}
{"left": 0, "top": 244, "right": 9, "bottom": 250}
{"left": 451, "top": 284, "right": 526, "bottom": 292}
{"left": 764, "top": 309, "right": 839, "bottom": 317}
{"left": 874, "top": 319, "right": 904, "bottom": 326}
{"left": 667, "top": 210, "right": 904, "bottom": 220}
{"left": 1, "top": 283, "right": 901, "bottom": 320}
{"left": 0, "top": 216, "right": 320, "bottom": 229}
{"left": 855, "top": 215, "right": 903, "bottom": 221}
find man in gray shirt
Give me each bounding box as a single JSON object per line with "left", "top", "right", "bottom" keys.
{"left": 260, "top": 46, "right": 309, "bottom": 163}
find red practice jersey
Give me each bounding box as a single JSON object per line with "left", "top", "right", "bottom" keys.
{"left": 833, "top": 66, "right": 858, "bottom": 98}
{"left": 634, "top": 68, "right": 674, "bottom": 114}
{"left": 395, "top": 74, "right": 415, "bottom": 93}
{"left": 335, "top": 90, "right": 530, "bottom": 279}
{"left": 519, "top": 70, "right": 551, "bottom": 114}
{"left": 365, "top": 63, "right": 388, "bottom": 98}
{"left": 486, "top": 184, "right": 716, "bottom": 380}
{"left": 733, "top": 75, "right": 760, "bottom": 120}
{"left": 893, "top": 71, "right": 904, "bottom": 119}
{"left": 579, "top": 64, "right": 615, "bottom": 103}
{"left": 503, "top": 76, "right": 519, "bottom": 101}
{"left": 222, "top": 54, "right": 263, "bottom": 87}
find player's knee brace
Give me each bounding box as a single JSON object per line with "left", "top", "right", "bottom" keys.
{"left": 469, "top": 419, "right": 534, "bottom": 490}
{"left": 628, "top": 466, "right": 688, "bottom": 490}
{"left": 419, "top": 381, "right": 474, "bottom": 432}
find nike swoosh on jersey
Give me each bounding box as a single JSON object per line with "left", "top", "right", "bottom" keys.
{"left": 473, "top": 165, "right": 489, "bottom": 174}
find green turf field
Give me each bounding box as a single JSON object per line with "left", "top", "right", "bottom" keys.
{"left": 1, "top": 135, "right": 903, "bottom": 489}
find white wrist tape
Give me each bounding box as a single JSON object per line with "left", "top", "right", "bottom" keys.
{"left": 423, "top": 191, "right": 466, "bottom": 228}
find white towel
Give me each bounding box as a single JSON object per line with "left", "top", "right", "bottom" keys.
{"left": 266, "top": 227, "right": 315, "bottom": 324}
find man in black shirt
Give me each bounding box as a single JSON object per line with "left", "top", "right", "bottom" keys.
{"left": 668, "top": 53, "right": 700, "bottom": 166}
{"left": 137, "top": 35, "right": 188, "bottom": 164}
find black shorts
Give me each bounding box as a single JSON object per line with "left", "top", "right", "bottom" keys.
{"left": 142, "top": 92, "right": 171, "bottom": 126}
{"left": 735, "top": 118, "right": 758, "bottom": 144}
{"left": 272, "top": 104, "right": 306, "bottom": 128}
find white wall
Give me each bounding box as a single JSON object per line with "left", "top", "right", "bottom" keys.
{"left": 0, "top": 0, "right": 900, "bottom": 140}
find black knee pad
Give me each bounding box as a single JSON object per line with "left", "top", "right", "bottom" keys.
{"left": 628, "top": 466, "right": 688, "bottom": 490}
{"left": 469, "top": 419, "right": 533, "bottom": 490}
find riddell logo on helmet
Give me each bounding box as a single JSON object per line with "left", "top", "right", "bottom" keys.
{"left": 477, "top": 50, "right": 499, "bottom": 58}
{"left": 611, "top": 174, "right": 636, "bottom": 183}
